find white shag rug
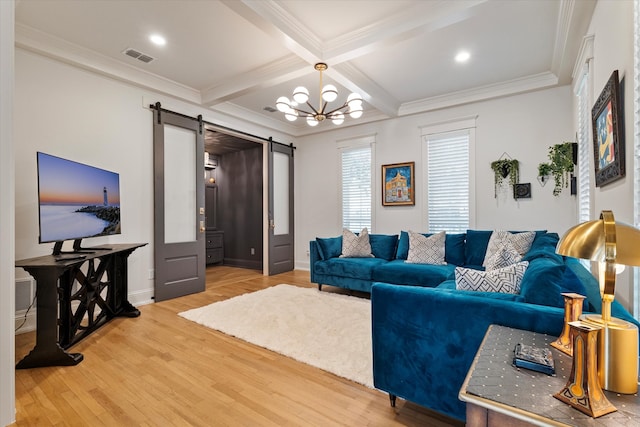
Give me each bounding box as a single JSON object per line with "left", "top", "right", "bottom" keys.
{"left": 178, "top": 284, "right": 373, "bottom": 388}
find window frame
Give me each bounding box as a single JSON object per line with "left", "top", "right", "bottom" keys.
{"left": 337, "top": 135, "right": 375, "bottom": 233}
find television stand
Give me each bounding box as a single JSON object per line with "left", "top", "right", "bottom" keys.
{"left": 16, "top": 243, "right": 147, "bottom": 369}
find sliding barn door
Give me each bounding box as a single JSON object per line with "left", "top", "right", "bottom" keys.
{"left": 268, "top": 142, "right": 294, "bottom": 275}
{"left": 153, "top": 108, "right": 205, "bottom": 301}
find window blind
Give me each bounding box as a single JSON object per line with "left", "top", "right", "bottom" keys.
{"left": 341, "top": 145, "right": 372, "bottom": 232}
{"left": 577, "top": 69, "right": 591, "bottom": 223}
{"left": 426, "top": 132, "right": 470, "bottom": 232}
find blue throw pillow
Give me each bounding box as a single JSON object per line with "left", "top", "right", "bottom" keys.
{"left": 519, "top": 258, "right": 566, "bottom": 307}
{"left": 445, "top": 233, "right": 466, "bottom": 266}
{"left": 522, "top": 232, "right": 561, "bottom": 262}
{"left": 370, "top": 234, "right": 399, "bottom": 261}
{"left": 464, "top": 230, "right": 493, "bottom": 266}
{"left": 395, "top": 230, "right": 410, "bottom": 259}
{"left": 558, "top": 265, "right": 591, "bottom": 311}
{"left": 316, "top": 236, "right": 342, "bottom": 260}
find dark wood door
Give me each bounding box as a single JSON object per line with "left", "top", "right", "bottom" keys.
{"left": 268, "top": 142, "right": 294, "bottom": 275}
{"left": 153, "top": 109, "right": 205, "bottom": 301}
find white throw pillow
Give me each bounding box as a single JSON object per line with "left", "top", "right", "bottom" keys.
{"left": 455, "top": 261, "right": 529, "bottom": 294}
{"left": 340, "top": 227, "right": 374, "bottom": 258}
{"left": 484, "top": 240, "right": 523, "bottom": 271}
{"left": 406, "top": 231, "right": 446, "bottom": 265}
{"left": 483, "top": 230, "right": 535, "bottom": 267}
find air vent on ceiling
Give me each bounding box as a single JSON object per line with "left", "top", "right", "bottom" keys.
{"left": 263, "top": 106, "right": 277, "bottom": 113}
{"left": 122, "top": 48, "right": 155, "bottom": 64}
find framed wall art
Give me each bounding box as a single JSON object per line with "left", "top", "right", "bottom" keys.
{"left": 382, "top": 162, "right": 415, "bottom": 206}
{"left": 592, "top": 70, "right": 624, "bottom": 187}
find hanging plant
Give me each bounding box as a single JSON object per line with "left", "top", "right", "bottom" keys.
{"left": 537, "top": 162, "right": 552, "bottom": 186}
{"left": 490, "top": 159, "right": 519, "bottom": 198}
{"left": 538, "top": 142, "right": 576, "bottom": 196}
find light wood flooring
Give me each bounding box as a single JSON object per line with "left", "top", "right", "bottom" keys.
{"left": 14, "top": 266, "right": 462, "bottom": 426}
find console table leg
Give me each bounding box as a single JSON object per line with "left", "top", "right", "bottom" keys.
{"left": 16, "top": 345, "right": 83, "bottom": 369}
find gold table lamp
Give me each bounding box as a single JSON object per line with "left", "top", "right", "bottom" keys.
{"left": 556, "top": 210, "right": 640, "bottom": 394}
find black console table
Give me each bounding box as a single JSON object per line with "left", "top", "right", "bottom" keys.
{"left": 15, "top": 243, "right": 146, "bottom": 369}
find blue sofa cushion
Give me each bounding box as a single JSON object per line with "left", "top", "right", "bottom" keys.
{"left": 370, "top": 234, "right": 399, "bottom": 261}
{"left": 522, "top": 232, "right": 561, "bottom": 262}
{"left": 395, "top": 231, "right": 466, "bottom": 265}
{"left": 373, "top": 259, "right": 455, "bottom": 287}
{"left": 316, "top": 236, "right": 342, "bottom": 260}
{"left": 464, "top": 230, "right": 493, "bottom": 266}
{"left": 314, "top": 257, "right": 387, "bottom": 280}
{"left": 519, "top": 257, "right": 566, "bottom": 307}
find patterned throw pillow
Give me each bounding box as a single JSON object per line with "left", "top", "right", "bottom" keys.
{"left": 482, "top": 230, "right": 535, "bottom": 267}
{"left": 340, "top": 228, "right": 374, "bottom": 258}
{"left": 484, "top": 240, "right": 523, "bottom": 271}
{"left": 406, "top": 231, "right": 446, "bottom": 265}
{"left": 455, "top": 261, "right": 529, "bottom": 294}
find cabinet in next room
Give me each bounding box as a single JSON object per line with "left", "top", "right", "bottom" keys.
{"left": 206, "top": 230, "right": 224, "bottom": 265}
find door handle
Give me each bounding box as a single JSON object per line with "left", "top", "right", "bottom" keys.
{"left": 269, "top": 219, "right": 275, "bottom": 230}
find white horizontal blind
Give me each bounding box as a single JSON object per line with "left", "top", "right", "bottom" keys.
{"left": 577, "top": 68, "right": 591, "bottom": 223}
{"left": 426, "top": 131, "right": 470, "bottom": 232}
{"left": 341, "top": 145, "right": 371, "bottom": 232}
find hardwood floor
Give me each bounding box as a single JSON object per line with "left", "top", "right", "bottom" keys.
{"left": 14, "top": 266, "right": 462, "bottom": 426}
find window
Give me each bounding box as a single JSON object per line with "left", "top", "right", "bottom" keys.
{"left": 340, "top": 141, "right": 373, "bottom": 233}
{"left": 423, "top": 129, "right": 472, "bottom": 232}
{"left": 576, "top": 65, "right": 592, "bottom": 224}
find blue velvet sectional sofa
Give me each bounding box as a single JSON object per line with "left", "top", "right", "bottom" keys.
{"left": 309, "top": 230, "right": 640, "bottom": 422}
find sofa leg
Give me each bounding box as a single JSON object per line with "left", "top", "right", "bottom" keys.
{"left": 318, "top": 284, "right": 322, "bottom": 291}
{"left": 389, "top": 394, "right": 396, "bottom": 407}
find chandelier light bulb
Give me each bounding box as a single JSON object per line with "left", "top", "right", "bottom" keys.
{"left": 292, "top": 86, "right": 309, "bottom": 104}
{"left": 284, "top": 108, "right": 298, "bottom": 122}
{"left": 321, "top": 84, "right": 338, "bottom": 103}
{"left": 331, "top": 112, "right": 344, "bottom": 125}
{"left": 349, "top": 107, "right": 363, "bottom": 119}
{"left": 276, "top": 96, "right": 290, "bottom": 112}
{"left": 347, "top": 92, "right": 363, "bottom": 108}
{"left": 307, "top": 116, "right": 319, "bottom": 126}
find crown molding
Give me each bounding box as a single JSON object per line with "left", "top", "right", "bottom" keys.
{"left": 399, "top": 72, "right": 559, "bottom": 116}
{"left": 15, "top": 23, "right": 201, "bottom": 104}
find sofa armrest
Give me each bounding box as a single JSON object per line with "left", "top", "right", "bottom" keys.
{"left": 371, "top": 282, "right": 565, "bottom": 421}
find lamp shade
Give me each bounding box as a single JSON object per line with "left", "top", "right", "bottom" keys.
{"left": 557, "top": 215, "right": 640, "bottom": 267}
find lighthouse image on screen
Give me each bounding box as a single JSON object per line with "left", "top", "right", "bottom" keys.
{"left": 37, "top": 152, "right": 121, "bottom": 244}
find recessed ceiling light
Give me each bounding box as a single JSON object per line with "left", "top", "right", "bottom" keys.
{"left": 455, "top": 51, "right": 470, "bottom": 63}
{"left": 149, "top": 34, "right": 166, "bottom": 46}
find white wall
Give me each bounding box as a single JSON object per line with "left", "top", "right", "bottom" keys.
{"left": 295, "top": 85, "right": 577, "bottom": 269}
{"left": 582, "top": 0, "right": 636, "bottom": 309}
{"left": 14, "top": 48, "right": 290, "bottom": 310}
{"left": 1, "top": 2, "right": 16, "bottom": 425}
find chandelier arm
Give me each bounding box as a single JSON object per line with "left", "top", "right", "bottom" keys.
{"left": 324, "top": 103, "right": 350, "bottom": 117}
{"left": 289, "top": 106, "right": 313, "bottom": 117}
{"left": 304, "top": 101, "right": 320, "bottom": 115}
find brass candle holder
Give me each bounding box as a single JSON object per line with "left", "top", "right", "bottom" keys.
{"left": 551, "top": 292, "right": 586, "bottom": 355}
{"left": 554, "top": 321, "right": 617, "bottom": 418}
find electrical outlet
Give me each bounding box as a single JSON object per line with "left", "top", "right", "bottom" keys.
{"left": 148, "top": 269, "right": 155, "bottom": 280}
{"left": 250, "top": 248, "right": 255, "bottom": 255}
{"left": 306, "top": 250, "right": 310, "bottom": 257}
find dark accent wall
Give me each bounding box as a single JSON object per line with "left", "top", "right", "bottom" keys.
{"left": 217, "top": 146, "right": 263, "bottom": 270}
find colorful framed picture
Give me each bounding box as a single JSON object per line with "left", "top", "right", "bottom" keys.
{"left": 382, "top": 162, "right": 415, "bottom": 206}
{"left": 592, "top": 70, "right": 624, "bottom": 187}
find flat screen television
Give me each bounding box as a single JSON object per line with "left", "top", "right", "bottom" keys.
{"left": 37, "top": 152, "right": 121, "bottom": 255}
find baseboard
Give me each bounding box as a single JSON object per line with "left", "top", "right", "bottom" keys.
{"left": 295, "top": 261, "right": 310, "bottom": 271}
{"left": 14, "top": 309, "right": 37, "bottom": 334}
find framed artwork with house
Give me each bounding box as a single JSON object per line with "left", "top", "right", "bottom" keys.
{"left": 382, "top": 162, "right": 415, "bottom": 206}
{"left": 592, "top": 70, "right": 624, "bottom": 187}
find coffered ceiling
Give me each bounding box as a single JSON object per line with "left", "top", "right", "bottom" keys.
{"left": 15, "top": 0, "right": 596, "bottom": 137}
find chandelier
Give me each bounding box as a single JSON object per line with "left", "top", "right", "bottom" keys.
{"left": 276, "top": 63, "right": 363, "bottom": 126}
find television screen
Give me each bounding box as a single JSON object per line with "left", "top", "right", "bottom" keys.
{"left": 37, "top": 152, "right": 121, "bottom": 244}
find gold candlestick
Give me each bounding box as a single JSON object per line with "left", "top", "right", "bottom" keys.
{"left": 554, "top": 321, "right": 617, "bottom": 418}
{"left": 551, "top": 293, "right": 586, "bottom": 355}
